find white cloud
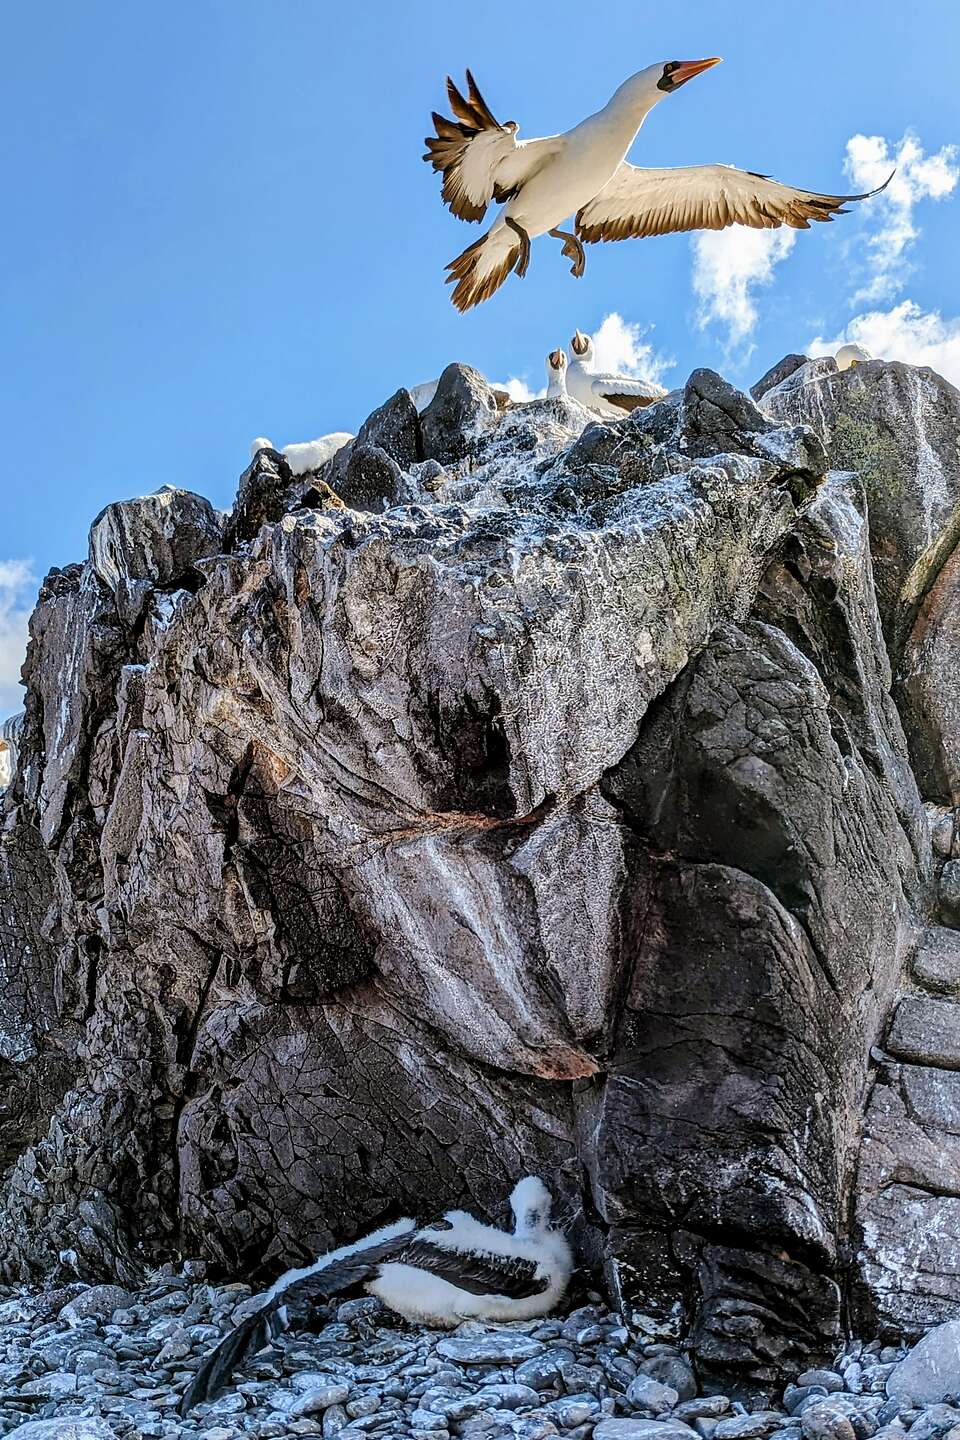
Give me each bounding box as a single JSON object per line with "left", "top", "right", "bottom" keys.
{"left": 809, "top": 299, "right": 960, "bottom": 389}
{"left": 0, "top": 560, "right": 35, "bottom": 716}
{"left": 590, "top": 312, "right": 674, "bottom": 384}
{"left": 496, "top": 376, "right": 545, "bottom": 403}
{"left": 843, "top": 132, "right": 958, "bottom": 303}
{"left": 691, "top": 227, "right": 797, "bottom": 354}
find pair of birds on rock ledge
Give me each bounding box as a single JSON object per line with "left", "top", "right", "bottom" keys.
{"left": 547, "top": 330, "right": 665, "bottom": 416}
{"left": 424, "top": 58, "right": 888, "bottom": 311}
{"left": 182, "top": 1177, "right": 572, "bottom": 1413}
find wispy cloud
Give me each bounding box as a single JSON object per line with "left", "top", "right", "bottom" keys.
{"left": 843, "top": 132, "right": 958, "bottom": 303}
{"left": 691, "top": 228, "right": 796, "bottom": 356}
{"left": 806, "top": 129, "right": 960, "bottom": 390}
{"left": 0, "top": 559, "right": 35, "bottom": 716}
{"left": 809, "top": 300, "right": 960, "bottom": 390}
{"left": 590, "top": 312, "right": 674, "bottom": 384}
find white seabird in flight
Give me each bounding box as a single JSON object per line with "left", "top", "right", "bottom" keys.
{"left": 566, "top": 330, "right": 667, "bottom": 416}
{"left": 546, "top": 348, "right": 568, "bottom": 398}
{"left": 424, "top": 61, "right": 888, "bottom": 312}
{"left": 182, "top": 1176, "right": 572, "bottom": 1413}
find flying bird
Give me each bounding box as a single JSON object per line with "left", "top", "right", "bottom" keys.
{"left": 566, "top": 330, "right": 667, "bottom": 416}
{"left": 424, "top": 60, "right": 888, "bottom": 312}
{"left": 546, "top": 348, "right": 568, "bottom": 398}
{"left": 181, "top": 1177, "right": 572, "bottom": 1413}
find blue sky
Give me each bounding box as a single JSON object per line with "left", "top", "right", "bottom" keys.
{"left": 2, "top": 0, "right": 958, "bottom": 710}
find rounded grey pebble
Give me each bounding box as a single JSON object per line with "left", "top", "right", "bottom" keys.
{"left": 799, "top": 1376, "right": 845, "bottom": 1396}
{"left": 786, "top": 1391, "right": 830, "bottom": 1417}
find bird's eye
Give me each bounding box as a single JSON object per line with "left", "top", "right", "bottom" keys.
{"left": 657, "top": 62, "right": 679, "bottom": 92}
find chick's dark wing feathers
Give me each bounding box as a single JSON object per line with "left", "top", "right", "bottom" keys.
{"left": 393, "top": 1238, "right": 549, "bottom": 1298}
{"left": 180, "top": 1232, "right": 413, "bottom": 1415}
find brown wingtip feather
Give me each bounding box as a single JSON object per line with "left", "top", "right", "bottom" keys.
{"left": 425, "top": 69, "right": 508, "bottom": 223}
{"left": 445, "top": 232, "right": 520, "bottom": 313}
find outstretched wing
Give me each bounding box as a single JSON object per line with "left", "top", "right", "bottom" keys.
{"left": 576, "top": 162, "right": 891, "bottom": 243}
{"left": 390, "top": 1238, "right": 550, "bottom": 1299}
{"left": 423, "top": 70, "right": 558, "bottom": 222}
{"left": 592, "top": 375, "right": 666, "bottom": 413}
{"left": 180, "top": 1230, "right": 414, "bottom": 1414}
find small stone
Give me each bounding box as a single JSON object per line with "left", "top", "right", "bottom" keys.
{"left": 676, "top": 1401, "right": 731, "bottom": 1422}
{"left": 594, "top": 1422, "right": 699, "bottom": 1440}
{"left": 346, "top": 1396, "right": 381, "bottom": 1419}
{"left": 292, "top": 1386, "right": 354, "bottom": 1418}
{"left": 546, "top": 1399, "right": 600, "bottom": 1428}
{"left": 3, "top": 1425, "right": 117, "bottom": 1440}
{"left": 412, "top": 1414, "right": 449, "bottom": 1434}
{"left": 904, "top": 1406, "right": 960, "bottom": 1440}
{"left": 786, "top": 1392, "right": 831, "bottom": 1418}
{"left": 888, "top": 1324, "right": 960, "bottom": 1405}
{"left": 20, "top": 1372, "right": 79, "bottom": 1398}
{"left": 799, "top": 1375, "right": 845, "bottom": 1395}
{"left": 626, "top": 1378, "right": 680, "bottom": 1416}
{"left": 338, "top": 1298, "right": 384, "bottom": 1325}
{"left": 714, "top": 1415, "right": 783, "bottom": 1440}
{"left": 639, "top": 1358, "right": 697, "bottom": 1404}
{"left": 510, "top": 1421, "right": 559, "bottom": 1440}
{"left": 801, "top": 1407, "right": 857, "bottom": 1440}
{"left": 324, "top": 1405, "right": 350, "bottom": 1437}
{"left": 436, "top": 1337, "right": 545, "bottom": 1366}
{"left": 60, "top": 1285, "right": 135, "bottom": 1323}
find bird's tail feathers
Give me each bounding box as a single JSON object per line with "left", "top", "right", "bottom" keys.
{"left": 180, "top": 1301, "right": 287, "bottom": 1415}
{"left": 446, "top": 225, "right": 519, "bottom": 313}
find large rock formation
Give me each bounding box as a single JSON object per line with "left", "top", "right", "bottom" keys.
{"left": 2, "top": 355, "right": 959, "bottom": 1392}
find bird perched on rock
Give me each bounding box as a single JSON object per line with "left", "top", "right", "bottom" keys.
{"left": 424, "top": 61, "right": 888, "bottom": 312}
{"left": 250, "top": 433, "right": 354, "bottom": 477}
{"left": 181, "top": 1177, "right": 571, "bottom": 1414}
{"left": 836, "top": 343, "right": 872, "bottom": 371}
{"left": 546, "top": 348, "right": 568, "bottom": 399}
{"left": 566, "top": 331, "right": 667, "bottom": 416}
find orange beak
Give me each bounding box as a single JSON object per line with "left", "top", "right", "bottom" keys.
{"left": 671, "top": 56, "right": 722, "bottom": 86}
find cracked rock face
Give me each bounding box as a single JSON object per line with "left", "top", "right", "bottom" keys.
{"left": 0, "top": 357, "right": 955, "bottom": 1393}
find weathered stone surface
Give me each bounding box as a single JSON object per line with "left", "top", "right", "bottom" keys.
{"left": 913, "top": 928, "right": 960, "bottom": 994}
{"left": 5, "top": 1423, "right": 116, "bottom": 1440}
{"left": 0, "top": 360, "right": 941, "bottom": 1392}
{"left": 761, "top": 358, "right": 960, "bottom": 656}
{"left": 436, "top": 1336, "right": 545, "bottom": 1365}
{"left": 598, "top": 471, "right": 924, "bottom": 1385}
{"left": 751, "top": 354, "right": 809, "bottom": 402}
{"left": 887, "top": 998, "right": 960, "bottom": 1068}
{"left": 898, "top": 541, "right": 960, "bottom": 803}
{"left": 339, "top": 442, "right": 405, "bottom": 513}
{"left": 939, "top": 861, "right": 960, "bottom": 927}
{"left": 225, "top": 445, "right": 296, "bottom": 547}
{"left": 329, "top": 388, "right": 423, "bottom": 494}
{"left": 89, "top": 485, "right": 223, "bottom": 589}
{"left": 421, "top": 363, "right": 500, "bottom": 464}
{"left": 887, "top": 1322, "right": 960, "bottom": 1403}
{"left": 594, "top": 1421, "right": 698, "bottom": 1440}
{"left": 855, "top": 1063, "right": 960, "bottom": 1333}
{"left": 59, "top": 1282, "right": 135, "bottom": 1321}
